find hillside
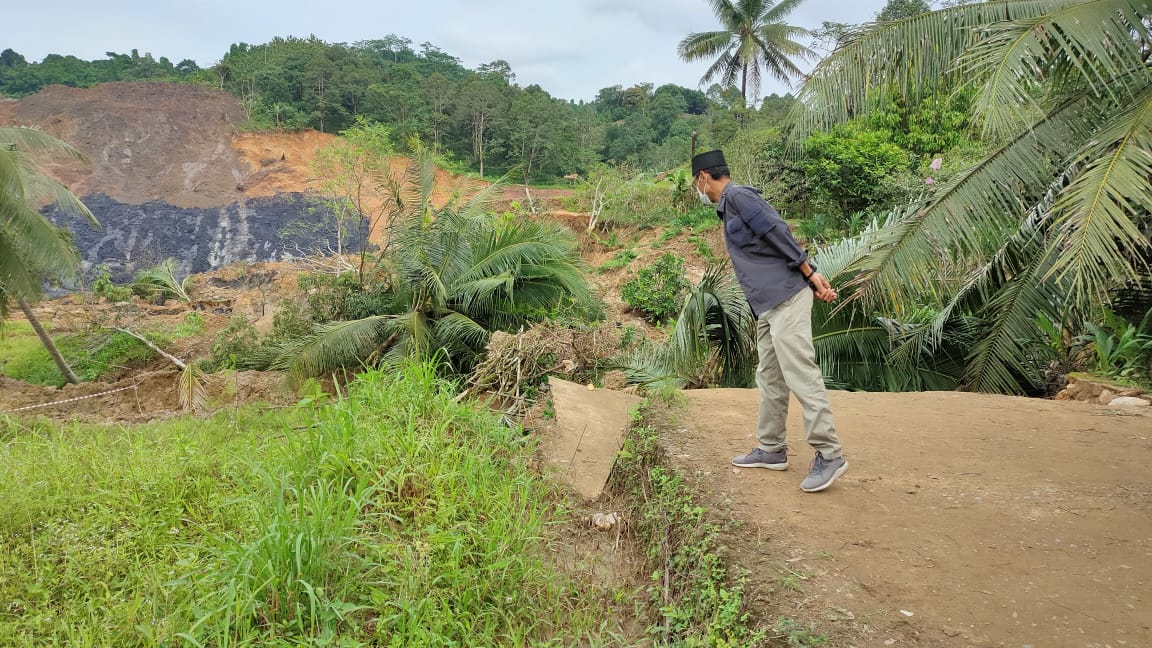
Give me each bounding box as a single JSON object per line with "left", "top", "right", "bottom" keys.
{"left": 0, "top": 82, "right": 536, "bottom": 281}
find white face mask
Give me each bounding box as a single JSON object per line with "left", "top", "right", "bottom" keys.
{"left": 696, "top": 178, "right": 714, "bottom": 206}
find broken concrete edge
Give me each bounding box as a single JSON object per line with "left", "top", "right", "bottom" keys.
{"left": 538, "top": 377, "right": 644, "bottom": 502}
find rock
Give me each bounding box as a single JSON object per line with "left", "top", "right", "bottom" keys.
{"left": 1053, "top": 390, "right": 1074, "bottom": 401}
{"left": 590, "top": 512, "right": 619, "bottom": 531}
{"left": 941, "top": 626, "right": 962, "bottom": 638}
{"left": 1109, "top": 397, "right": 1150, "bottom": 408}
{"left": 1098, "top": 389, "right": 1116, "bottom": 405}
{"left": 1063, "top": 382, "right": 1083, "bottom": 396}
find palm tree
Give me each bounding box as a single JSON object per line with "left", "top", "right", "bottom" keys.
{"left": 615, "top": 264, "right": 757, "bottom": 389}
{"left": 1, "top": 127, "right": 97, "bottom": 385}
{"left": 677, "top": 0, "right": 815, "bottom": 104}
{"left": 266, "top": 153, "right": 593, "bottom": 382}
{"left": 788, "top": 0, "right": 1152, "bottom": 394}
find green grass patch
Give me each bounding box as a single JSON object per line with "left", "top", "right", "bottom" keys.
{"left": 0, "top": 326, "right": 157, "bottom": 387}
{"left": 598, "top": 249, "right": 638, "bottom": 273}
{"left": 0, "top": 362, "right": 619, "bottom": 646}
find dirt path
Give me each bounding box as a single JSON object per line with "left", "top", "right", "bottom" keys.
{"left": 662, "top": 390, "right": 1152, "bottom": 648}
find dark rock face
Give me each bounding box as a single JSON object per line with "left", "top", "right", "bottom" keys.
{"left": 46, "top": 193, "right": 354, "bottom": 282}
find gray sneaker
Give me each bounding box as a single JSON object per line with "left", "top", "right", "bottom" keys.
{"left": 800, "top": 454, "right": 848, "bottom": 492}
{"left": 731, "top": 447, "right": 789, "bottom": 470}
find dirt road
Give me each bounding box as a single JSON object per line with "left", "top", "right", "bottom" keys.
{"left": 662, "top": 390, "right": 1151, "bottom": 648}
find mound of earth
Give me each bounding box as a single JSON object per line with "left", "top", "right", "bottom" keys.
{"left": 0, "top": 82, "right": 249, "bottom": 208}
{"left": 1, "top": 82, "right": 570, "bottom": 212}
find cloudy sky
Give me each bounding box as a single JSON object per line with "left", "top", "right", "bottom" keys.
{"left": 4, "top": 0, "right": 888, "bottom": 101}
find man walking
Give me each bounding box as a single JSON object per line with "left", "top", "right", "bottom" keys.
{"left": 691, "top": 149, "right": 847, "bottom": 492}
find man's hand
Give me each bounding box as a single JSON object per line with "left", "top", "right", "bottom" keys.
{"left": 808, "top": 273, "right": 838, "bottom": 303}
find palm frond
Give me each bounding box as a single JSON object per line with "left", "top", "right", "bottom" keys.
{"left": 666, "top": 264, "right": 757, "bottom": 387}
{"left": 178, "top": 363, "right": 210, "bottom": 412}
{"left": 276, "top": 315, "right": 399, "bottom": 381}
{"left": 677, "top": 30, "right": 735, "bottom": 61}
{"left": 845, "top": 96, "right": 1093, "bottom": 311}
{"left": 1047, "top": 82, "right": 1152, "bottom": 299}
{"left": 788, "top": 0, "right": 1089, "bottom": 138}
{"left": 0, "top": 127, "right": 86, "bottom": 161}
{"left": 959, "top": 0, "right": 1152, "bottom": 138}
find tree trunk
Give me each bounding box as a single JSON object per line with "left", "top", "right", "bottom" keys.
{"left": 16, "top": 294, "right": 81, "bottom": 385}
{"left": 741, "top": 59, "right": 748, "bottom": 105}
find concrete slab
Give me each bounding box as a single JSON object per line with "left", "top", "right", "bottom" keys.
{"left": 541, "top": 377, "right": 642, "bottom": 500}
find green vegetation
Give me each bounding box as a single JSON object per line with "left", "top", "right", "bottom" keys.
{"left": 0, "top": 363, "right": 622, "bottom": 645}
{"left": 0, "top": 126, "right": 98, "bottom": 384}
{"left": 621, "top": 254, "right": 691, "bottom": 324}
{"left": 790, "top": 0, "right": 1152, "bottom": 394}
{"left": 598, "top": 249, "right": 638, "bottom": 273}
{"left": 609, "top": 404, "right": 774, "bottom": 646}
{"left": 677, "top": 0, "right": 814, "bottom": 104}
{"left": 0, "top": 48, "right": 199, "bottom": 96}
{"left": 0, "top": 322, "right": 156, "bottom": 387}
{"left": 617, "top": 265, "right": 756, "bottom": 390}
{"left": 130, "top": 258, "right": 193, "bottom": 303}
{"left": 257, "top": 153, "right": 593, "bottom": 383}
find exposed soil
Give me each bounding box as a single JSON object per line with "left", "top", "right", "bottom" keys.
{"left": 0, "top": 82, "right": 249, "bottom": 208}
{"left": 1, "top": 83, "right": 573, "bottom": 218}
{"left": 663, "top": 389, "right": 1152, "bottom": 648}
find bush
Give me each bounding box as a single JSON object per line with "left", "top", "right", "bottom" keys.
{"left": 89, "top": 264, "right": 133, "bottom": 303}
{"left": 802, "top": 122, "right": 912, "bottom": 216}
{"left": 622, "top": 254, "right": 690, "bottom": 323}
{"left": 269, "top": 299, "right": 314, "bottom": 342}
{"left": 206, "top": 316, "right": 262, "bottom": 371}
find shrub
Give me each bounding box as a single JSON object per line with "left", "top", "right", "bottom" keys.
{"left": 622, "top": 254, "right": 690, "bottom": 323}
{"left": 206, "top": 316, "right": 262, "bottom": 371}
{"left": 90, "top": 264, "right": 133, "bottom": 303}
{"left": 270, "top": 299, "right": 314, "bottom": 342}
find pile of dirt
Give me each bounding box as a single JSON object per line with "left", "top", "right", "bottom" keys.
{"left": 0, "top": 82, "right": 249, "bottom": 208}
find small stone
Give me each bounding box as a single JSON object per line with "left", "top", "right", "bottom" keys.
{"left": 941, "top": 626, "right": 962, "bottom": 637}
{"left": 1098, "top": 389, "right": 1116, "bottom": 404}
{"left": 1110, "top": 397, "right": 1150, "bottom": 407}
{"left": 590, "top": 512, "right": 618, "bottom": 531}
{"left": 900, "top": 609, "right": 914, "bottom": 617}
{"left": 1054, "top": 390, "right": 1074, "bottom": 401}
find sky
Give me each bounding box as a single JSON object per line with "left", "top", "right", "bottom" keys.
{"left": 2, "top": 0, "right": 888, "bottom": 102}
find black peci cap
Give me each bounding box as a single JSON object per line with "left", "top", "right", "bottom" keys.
{"left": 691, "top": 149, "right": 726, "bottom": 176}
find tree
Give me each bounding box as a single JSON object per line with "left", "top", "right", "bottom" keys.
{"left": 677, "top": 0, "right": 815, "bottom": 104}
{"left": 791, "top": 0, "right": 1152, "bottom": 393}
{"left": 0, "top": 127, "right": 97, "bottom": 384}
{"left": 876, "top": 0, "right": 931, "bottom": 21}
{"left": 266, "top": 151, "right": 592, "bottom": 381}
{"left": 459, "top": 75, "right": 506, "bottom": 177}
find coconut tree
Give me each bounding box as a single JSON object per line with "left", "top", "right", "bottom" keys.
{"left": 789, "top": 0, "right": 1152, "bottom": 393}
{"left": 266, "top": 153, "right": 593, "bottom": 382}
{"left": 0, "top": 127, "right": 96, "bottom": 384}
{"left": 677, "top": 0, "right": 815, "bottom": 104}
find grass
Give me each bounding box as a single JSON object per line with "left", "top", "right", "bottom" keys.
{"left": 0, "top": 362, "right": 621, "bottom": 646}
{"left": 608, "top": 403, "right": 768, "bottom": 647}
{"left": 598, "top": 249, "right": 638, "bottom": 273}
{"left": 1, "top": 312, "right": 208, "bottom": 387}
{"left": 0, "top": 324, "right": 155, "bottom": 387}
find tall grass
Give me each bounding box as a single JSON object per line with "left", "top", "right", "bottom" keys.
{"left": 0, "top": 362, "right": 620, "bottom": 646}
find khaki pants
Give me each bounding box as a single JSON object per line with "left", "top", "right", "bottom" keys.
{"left": 755, "top": 288, "right": 843, "bottom": 460}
